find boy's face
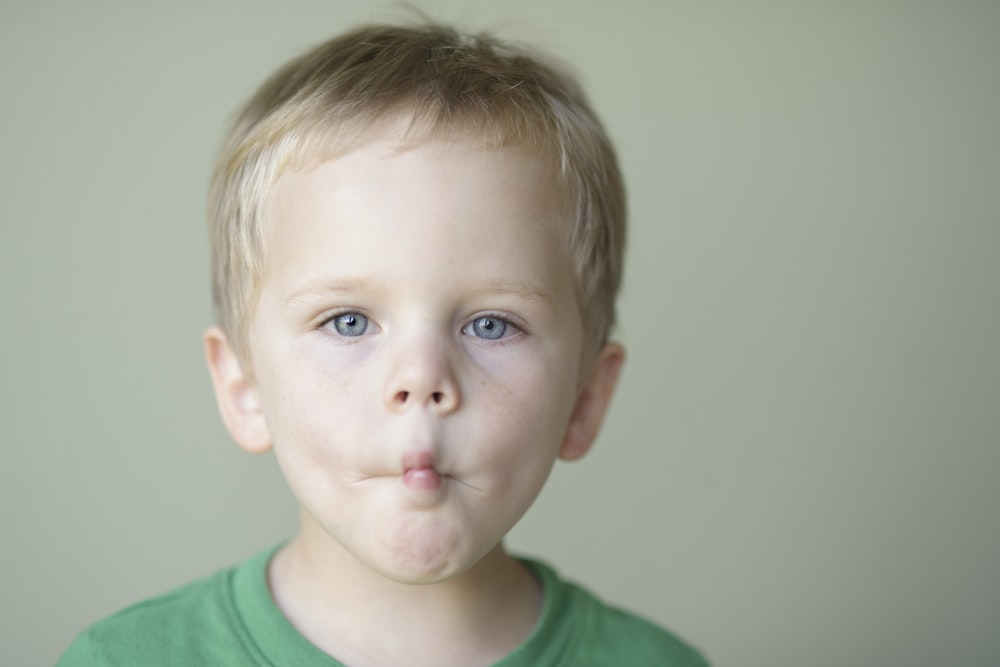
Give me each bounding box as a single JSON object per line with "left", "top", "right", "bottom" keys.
{"left": 206, "top": 128, "right": 622, "bottom": 585}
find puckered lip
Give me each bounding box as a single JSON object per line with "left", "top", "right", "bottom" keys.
{"left": 349, "top": 448, "right": 484, "bottom": 494}
{"left": 401, "top": 450, "right": 442, "bottom": 491}
{"left": 402, "top": 450, "right": 436, "bottom": 472}
{"left": 349, "top": 468, "right": 486, "bottom": 496}
{"left": 401, "top": 466, "right": 443, "bottom": 491}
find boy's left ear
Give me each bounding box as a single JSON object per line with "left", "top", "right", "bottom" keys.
{"left": 559, "top": 342, "right": 625, "bottom": 461}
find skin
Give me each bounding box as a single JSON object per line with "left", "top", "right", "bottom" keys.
{"left": 204, "top": 127, "right": 624, "bottom": 667}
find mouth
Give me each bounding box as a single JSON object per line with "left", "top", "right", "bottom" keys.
{"left": 402, "top": 466, "right": 443, "bottom": 490}
{"left": 401, "top": 450, "right": 443, "bottom": 491}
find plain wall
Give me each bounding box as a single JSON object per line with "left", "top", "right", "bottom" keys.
{"left": 2, "top": 2, "right": 998, "bottom": 665}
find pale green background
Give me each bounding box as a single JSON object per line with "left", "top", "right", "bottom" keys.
{"left": 2, "top": 2, "right": 998, "bottom": 666}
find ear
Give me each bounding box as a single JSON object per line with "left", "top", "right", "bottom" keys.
{"left": 559, "top": 342, "right": 625, "bottom": 461}
{"left": 203, "top": 326, "right": 272, "bottom": 454}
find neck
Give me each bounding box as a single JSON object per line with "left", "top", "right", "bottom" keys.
{"left": 267, "top": 511, "right": 542, "bottom": 667}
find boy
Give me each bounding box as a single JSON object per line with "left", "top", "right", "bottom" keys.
{"left": 59, "top": 22, "right": 708, "bottom": 666}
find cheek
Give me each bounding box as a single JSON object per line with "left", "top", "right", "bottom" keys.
{"left": 462, "top": 369, "right": 577, "bottom": 530}
{"left": 473, "top": 357, "right": 579, "bottom": 459}
{"left": 259, "top": 347, "right": 373, "bottom": 473}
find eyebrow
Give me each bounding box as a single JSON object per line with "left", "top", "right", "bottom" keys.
{"left": 286, "top": 277, "right": 555, "bottom": 307}
{"left": 286, "top": 277, "right": 378, "bottom": 305}
{"left": 476, "top": 281, "right": 556, "bottom": 306}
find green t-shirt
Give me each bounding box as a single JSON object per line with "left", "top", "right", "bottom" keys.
{"left": 58, "top": 547, "right": 708, "bottom": 666}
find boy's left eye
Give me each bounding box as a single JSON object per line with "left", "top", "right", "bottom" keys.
{"left": 464, "top": 315, "right": 513, "bottom": 340}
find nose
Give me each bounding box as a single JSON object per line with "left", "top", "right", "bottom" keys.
{"left": 383, "top": 334, "right": 461, "bottom": 415}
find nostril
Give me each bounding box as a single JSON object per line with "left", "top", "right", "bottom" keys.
{"left": 395, "top": 390, "right": 409, "bottom": 403}
{"left": 431, "top": 391, "right": 444, "bottom": 404}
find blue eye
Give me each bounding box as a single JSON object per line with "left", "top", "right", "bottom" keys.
{"left": 469, "top": 316, "right": 507, "bottom": 340}
{"left": 328, "top": 312, "right": 369, "bottom": 337}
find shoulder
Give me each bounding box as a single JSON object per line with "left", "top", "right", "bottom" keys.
{"left": 563, "top": 583, "right": 710, "bottom": 666}
{"left": 524, "top": 559, "right": 710, "bottom": 667}
{"left": 57, "top": 563, "right": 256, "bottom": 667}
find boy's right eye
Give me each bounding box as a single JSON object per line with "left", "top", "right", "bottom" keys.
{"left": 324, "top": 312, "right": 370, "bottom": 337}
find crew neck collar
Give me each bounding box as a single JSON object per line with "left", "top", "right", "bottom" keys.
{"left": 230, "top": 545, "right": 571, "bottom": 666}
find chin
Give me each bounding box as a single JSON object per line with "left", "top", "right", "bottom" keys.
{"left": 371, "top": 525, "right": 486, "bottom": 586}
{"left": 378, "top": 545, "right": 463, "bottom": 585}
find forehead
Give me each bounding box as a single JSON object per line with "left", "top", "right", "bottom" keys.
{"left": 260, "top": 132, "right": 574, "bottom": 298}
{"left": 270, "top": 121, "right": 567, "bottom": 235}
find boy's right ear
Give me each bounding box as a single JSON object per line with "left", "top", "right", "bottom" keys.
{"left": 203, "top": 326, "right": 272, "bottom": 454}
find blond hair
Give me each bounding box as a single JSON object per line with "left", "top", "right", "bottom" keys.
{"left": 209, "top": 23, "right": 625, "bottom": 365}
